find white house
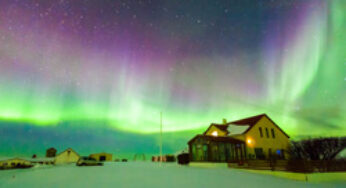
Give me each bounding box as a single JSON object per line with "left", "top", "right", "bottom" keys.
{"left": 54, "top": 148, "right": 80, "bottom": 164}
{"left": 0, "top": 158, "right": 33, "bottom": 169}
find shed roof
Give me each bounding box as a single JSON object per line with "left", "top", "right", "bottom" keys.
{"left": 56, "top": 148, "right": 80, "bottom": 157}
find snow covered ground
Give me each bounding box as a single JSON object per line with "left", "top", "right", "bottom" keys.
{"left": 0, "top": 162, "right": 345, "bottom": 188}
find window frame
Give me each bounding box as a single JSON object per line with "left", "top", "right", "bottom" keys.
{"left": 259, "top": 127, "right": 263, "bottom": 138}
{"left": 271, "top": 128, "right": 275, "bottom": 138}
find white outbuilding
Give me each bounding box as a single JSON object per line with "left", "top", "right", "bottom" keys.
{"left": 54, "top": 148, "right": 80, "bottom": 164}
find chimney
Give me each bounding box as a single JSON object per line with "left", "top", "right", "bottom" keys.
{"left": 222, "top": 118, "right": 227, "bottom": 124}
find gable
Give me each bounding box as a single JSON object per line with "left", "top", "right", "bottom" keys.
{"left": 56, "top": 148, "right": 80, "bottom": 158}
{"left": 246, "top": 115, "right": 289, "bottom": 138}
{"left": 204, "top": 125, "right": 227, "bottom": 136}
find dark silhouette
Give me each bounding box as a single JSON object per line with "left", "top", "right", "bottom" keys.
{"left": 289, "top": 137, "right": 346, "bottom": 160}
{"left": 165, "top": 155, "right": 176, "bottom": 162}
{"left": 287, "top": 137, "right": 346, "bottom": 172}
{"left": 46, "top": 147, "right": 57, "bottom": 158}
{"left": 177, "top": 153, "right": 189, "bottom": 165}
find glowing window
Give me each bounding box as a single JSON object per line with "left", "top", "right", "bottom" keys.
{"left": 211, "top": 131, "right": 218, "bottom": 137}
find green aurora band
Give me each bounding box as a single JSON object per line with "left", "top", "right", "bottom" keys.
{"left": 0, "top": 0, "right": 345, "bottom": 138}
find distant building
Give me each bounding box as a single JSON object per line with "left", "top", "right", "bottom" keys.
{"left": 0, "top": 158, "right": 33, "bottom": 169}
{"left": 152, "top": 155, "right": 176, "bottom": 162}
{"left": 152, "top": 156, "right": 165, "bottom": 162}
{"left": 54, "top": 148, "right": 80, "bottom": 164}
{"left": 89, "top": 152, "right": 112, "bottom": 162}
{"left": 30, "top": 157, "right": 54, "bottom": 165}
{"left": 188, "top": 114, "right": 290, "bottom": 162}
{"left": 46, "top": 147, "right": 57, "bottom": 158}
{"left": 133, "top": 153, "right": 146, "bottom": 161}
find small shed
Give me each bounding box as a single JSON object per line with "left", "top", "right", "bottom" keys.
{"left": 54, "top": 148, "right": 80, "bottom": 164}
{"left": 46, "top": 147, "right": 57, "bottom": 157}
{"left": 89, "top": 152, "right": 112, "bottom": 162}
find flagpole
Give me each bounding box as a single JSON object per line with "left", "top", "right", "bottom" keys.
{"left": 160, "top": 111, "right": 163, "bottom": 166}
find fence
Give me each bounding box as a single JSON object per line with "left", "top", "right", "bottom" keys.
{"left": 228, "top": 159, "right": 346, "bottom": 173}
{"left": 287, "top": 159, "right": 346, "bottom": 173}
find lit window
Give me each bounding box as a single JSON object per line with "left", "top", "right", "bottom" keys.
{"left": 211, "top": 131, "right": 218, "bottom": 137}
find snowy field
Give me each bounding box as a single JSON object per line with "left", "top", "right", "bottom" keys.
{"left": 0, "top": 162, "right": 345, "bottom": 188}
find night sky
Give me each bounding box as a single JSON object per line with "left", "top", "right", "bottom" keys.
{"left": 0, "top": 0, "right": 345, "bottom": 156}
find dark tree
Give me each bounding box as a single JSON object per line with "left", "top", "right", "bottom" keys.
{"left": 177, "top": 153, "right": 189, "bottom": 165}
{"left": 289, "top": 137, "right": 346, "bottom": 160}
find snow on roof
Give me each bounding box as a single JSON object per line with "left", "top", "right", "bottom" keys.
{"left": 0, "top": 157, "right": 32, "bottom": 162}
{"left": 0, "top": 156, "right": 55, "bottom": 163}
{"left": 227, "top": 124, "right": 250, "bottom": 136}
{"left": 29, "top": 157, "right": 55, "bottom": 162}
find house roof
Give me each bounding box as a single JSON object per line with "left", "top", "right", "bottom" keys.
{"left": 210, "top": 124, "right": 229, "bottom": 133}
{"left": 0, "top": 157, "right": 32, "bottom": 162}
{"left": 188, "top": 134, "right": 244, "bottom": 145}
{"left": 228, "top": 114, "right": 265, "bottom": 126}
{"left": 204, "top": 114, "right": 290, "bottom": 138}
{"left": 0, "top": 157, "right": 53, "bottom": 162}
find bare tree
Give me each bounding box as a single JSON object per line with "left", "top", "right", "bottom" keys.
{"left": 289, "top": 137, "right": 346, "bottom": 160}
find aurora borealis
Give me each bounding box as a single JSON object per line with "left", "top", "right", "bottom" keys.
{"left": 0, "top": 0, "right": 345, "bottom": 156}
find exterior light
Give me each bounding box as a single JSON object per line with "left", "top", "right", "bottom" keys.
{"left": 247, "top": 138, "right": 252, "bottom": 144}
{"left": 211, "top": 131, "right": 218, "bottom": 137}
